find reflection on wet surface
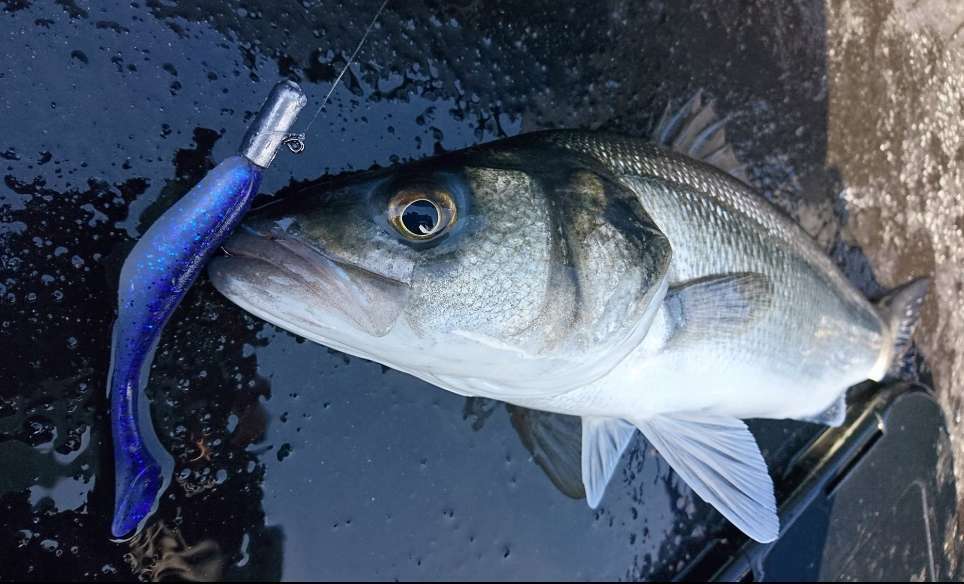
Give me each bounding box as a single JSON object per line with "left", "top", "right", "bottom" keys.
{"left": 1, "top": 0, "right": 962, "bottom": 579}
{"left": 125, "top": 521, "right": 224, "bottom": 581}
{"left": 823, "top": 5, "right": 964, "bottom": 566}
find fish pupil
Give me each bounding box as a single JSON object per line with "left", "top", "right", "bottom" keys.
{"left": 402, "top": 199, "right": 440, "bottom": 236}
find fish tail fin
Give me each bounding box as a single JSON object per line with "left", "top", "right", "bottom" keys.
{"left": 652, "top": 91, "right": 748, "bottom": 183}
{"left": 872, "top": 277, "right": 929, "bottom": 380}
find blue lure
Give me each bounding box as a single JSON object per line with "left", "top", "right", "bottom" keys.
{"left": 108, "top": 81, "right": 306, "bottom": 539}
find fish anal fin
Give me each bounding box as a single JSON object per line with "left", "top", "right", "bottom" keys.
{"left": 634, "top": 412, "right": 779, "bottom": 543}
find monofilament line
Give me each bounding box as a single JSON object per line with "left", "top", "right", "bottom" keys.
{"left": 301, "top": 0, "right": 390, "bottom": 136}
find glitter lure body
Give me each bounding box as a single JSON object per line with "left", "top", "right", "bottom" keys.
{"left": 108, "top": 81, "right": 306, "bottom": 538}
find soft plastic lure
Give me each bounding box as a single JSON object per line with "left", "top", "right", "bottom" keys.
{"left": 108, "top": 0, "right": 389, "bottom": 540}
{"left": 107, "top": 81, "right": 307, "bottom": 539}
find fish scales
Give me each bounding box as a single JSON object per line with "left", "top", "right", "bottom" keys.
{"left": 209, "top": 102, "right": 929, "bottom": 543}
{"left": 543, "top": 131, "right": 886, "bottom": 411}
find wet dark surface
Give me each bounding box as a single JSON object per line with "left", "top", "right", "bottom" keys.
{"left": 1, "top": 0, "right": 961, "bottom": 580}
{"left": 685, "top": 385, "right": 958, "bottom": 581}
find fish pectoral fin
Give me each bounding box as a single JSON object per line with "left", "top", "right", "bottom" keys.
{"left": 634, "top": 413, "right": 779, "bottom": 543}
{"left": 580, "top": 417, "right": 637, "bottom": 508}
{"left": 796, "top": 394, "right": 847, "bottom": 427}
{"left": 664, "top": 272, "right": 772, "bottom": 348}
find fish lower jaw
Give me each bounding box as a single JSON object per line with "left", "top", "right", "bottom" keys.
{"left": 210, "top": 273, "right": 385, "bottom": 361}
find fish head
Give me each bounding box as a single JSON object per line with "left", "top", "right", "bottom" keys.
{"left": 210, "top": 138, "right": 672, "bottom": 399}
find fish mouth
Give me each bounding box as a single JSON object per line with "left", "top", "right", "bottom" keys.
{"left": 209, "top": 225, "right": 409, "bottom": 339}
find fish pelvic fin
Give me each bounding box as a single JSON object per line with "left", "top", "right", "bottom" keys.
{"left": 871, "top": 277, "right": 930, "bottom": 380}
{"left": 651, "top": 91, "right": 748, "bottom": 183}
{"left": 580, "top": 417, "right": 636, "bottom": 508}
{"left": 634, "top": 413, "right": 779, "bottom": 543}
{"left": 508, "top": 406, "right": 586, "bottom": 500}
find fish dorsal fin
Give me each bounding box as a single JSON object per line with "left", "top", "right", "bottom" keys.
{"left": 580, "top": 417, "right": 637, "bottom": 508}
{"left": 634, "top": 413, "right": 779, "bottom": 543}
{"left": 508, "top": 406, "right": 586, "bottom": 499}
{"left": 652, "top": 92, "right": 748, "bottom": 183}
{"left": 663, "top": 273, "right": 772, "bottom": 348}
{"left": 797, "top": 394, "right": 847, "bottom": 427}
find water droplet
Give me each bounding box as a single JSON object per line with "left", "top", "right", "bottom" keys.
{"left": 277, "top": 443, "right": 292, "bottom": 461}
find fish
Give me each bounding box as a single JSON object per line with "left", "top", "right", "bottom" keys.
{"left": 208, "top": 95, "right": 928, "bottom": 542}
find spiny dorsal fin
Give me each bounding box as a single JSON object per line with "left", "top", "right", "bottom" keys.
{"left": 634, "top": 413, "right": 779, "bottom": 543}
{"left": 652, "top": 92, "right": 748, "bottom": 183}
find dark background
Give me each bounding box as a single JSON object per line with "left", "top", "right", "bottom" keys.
{"left": 2, "top": 0, "right": 961, "bottom": 580}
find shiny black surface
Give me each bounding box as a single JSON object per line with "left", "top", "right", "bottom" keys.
{"left": 0, "top": 0, "right": 948, "bottom": 580}
{"left": 694, "top": 385, "right": 957, "bottom": 581}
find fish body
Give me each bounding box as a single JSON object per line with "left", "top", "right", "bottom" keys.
{"left": 209, "top": 98, "right": 927, "bottom": 542}
{"left": 517, "top": 131, "right": 886, "bottom": 421}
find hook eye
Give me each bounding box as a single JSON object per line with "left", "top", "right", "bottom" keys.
{"left": 283, "top": 134, "right": 306, "bottom": 154}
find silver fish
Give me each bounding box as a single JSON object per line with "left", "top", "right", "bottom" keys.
{"left": 209, "top": 96, "right": 927, "bottom": 542}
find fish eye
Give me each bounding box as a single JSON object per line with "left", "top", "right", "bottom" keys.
{"left": 388, "top": 186, "right": 457, "bottom": 241}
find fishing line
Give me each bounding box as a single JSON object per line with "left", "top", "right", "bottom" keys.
{"left": 283, "top": 0, "right": 391, "bottom": 154}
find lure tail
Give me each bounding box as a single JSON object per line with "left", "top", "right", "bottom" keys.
{"left": 108, "top": 81, "right": 306, "bottom": 539}
{"left": 110, "top": 373, "right": 171, "bottom": 540}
